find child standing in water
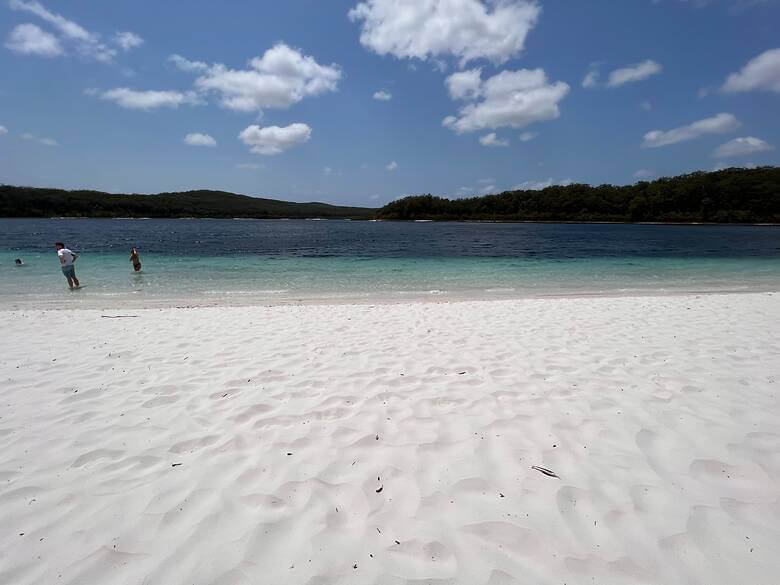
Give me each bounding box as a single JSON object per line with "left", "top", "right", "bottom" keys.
{"left": 130, "top": 247, "right": 142, "bottom": 272}
{"left": 55, "top": 242, "right": 80, "bottom": 289}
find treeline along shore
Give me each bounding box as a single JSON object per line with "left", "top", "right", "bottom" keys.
{"left": 379, "top": 167, "right": 780, "bottom": 223}
{"left": 0, "top": 187, "right": 376, "bottom": 219}
{"left": 2, "top": 166, "right": 779, "bottom": 222}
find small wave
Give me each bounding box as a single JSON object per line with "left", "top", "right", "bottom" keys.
{"left": 202, "top": 289, "right": 289, "bottom": 295}
{"left": 392, "top": 289, "right": 448, "bottom": 296}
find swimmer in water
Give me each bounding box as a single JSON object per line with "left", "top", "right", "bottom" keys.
{"left": 130, "top": 247, "right": 142, "bottom": 272}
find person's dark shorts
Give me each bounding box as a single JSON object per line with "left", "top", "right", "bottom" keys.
{"left": 62, "top": 265, "right": 76, "bottom": 279}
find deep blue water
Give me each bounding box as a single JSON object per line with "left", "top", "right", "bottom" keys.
{"left": 2, "top": 218, "right": 779, "bottom": 258}
{"left": 1, "top": 219, "right": 778, "bottom": 306}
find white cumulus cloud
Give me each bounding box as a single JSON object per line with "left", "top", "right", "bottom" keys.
{"left": 239, "top": 123, "right": 311, "bottom": 155}
{"left": 443, "top": 68, "right": 569, "bottom": 134}
{"left": 114, "top": 31, "right": 143, "bottom": 51}
{"left": 373, "top": 90, "right": 392, "bottom": 100}
{"left": 5, "top": 23, "right": 62, "bottom": 56}
{"left": 606, "top": 60, "right": 662, "bottom": 87}
{"left": 386, "top": 160, "right": 399, "bottom": 171}
{"left": 192, "top": 43, "right": 341, "bottom": 113}
{"left": 446, "top": 68, "right": 483, "bottom": 100}
{"left": 184, "top": 133, "right": 217, "bottom": 147}
{"left": 479, "top": 132, "right": 509, "bottom": 147}
{"left": 98, "top": 88, "right": 203, "bottom": 110}
{"left": 722, "top": 48, "right": 780, "bottom": 93}
{"left": 9, "top": 0, "right": 116, "bottom": 62}
{"left": 713, "top": 136, "right": 773, "bottom": 158}
{"left": 518, "top": 131, "right": 537, "bottom": 141}
{"left": 20, "top": 132, "right": 58, "bottom": 146}
{"left": 642, "top": 112, "right": 739, "bottom": 148}
{"left": 0, "top": 125, "right": 8, "bottom": 135}
{"left": 348, "top": 0, "right": 541, "bottom": 66}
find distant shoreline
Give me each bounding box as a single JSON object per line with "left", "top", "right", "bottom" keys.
{"left": 3, "top": 166, "right": 779, "bottom": 223}
{"left": 1, "top": 217, "right": 777, "bottom": 226}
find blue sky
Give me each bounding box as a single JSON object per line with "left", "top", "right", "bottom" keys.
{"left": 1, "top": 0, "right": 779, "bottom": 206}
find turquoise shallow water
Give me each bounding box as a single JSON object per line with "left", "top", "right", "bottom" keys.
{"left": 2, "top": 252, "right": 779, "bottom": 308}
{"left": 1, "top": 219, "right": 778, "bottom": 307}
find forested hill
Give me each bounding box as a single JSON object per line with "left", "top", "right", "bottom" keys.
{"left": 3, "top": 167, "right": 779, "bottom": 222}
{"left": 378, "top": 167, "right": 780, "bottom": 223}
{"left": 0, "top": 186, "right": 376, "bottom": 219}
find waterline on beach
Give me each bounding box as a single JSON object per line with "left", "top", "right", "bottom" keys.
{"left": 1, "top": 253, "right": 779, "bottom": 308}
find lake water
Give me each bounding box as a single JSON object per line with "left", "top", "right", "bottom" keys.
{"left": 1, "top": 218, "right": 778, "bottom": 307}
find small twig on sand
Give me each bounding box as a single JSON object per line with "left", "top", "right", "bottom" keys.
{"left": 101, "top": 315, "right": 139, "bottom": 318}
{"left": 531, "top": 465, "right": 560, "bottom": 479}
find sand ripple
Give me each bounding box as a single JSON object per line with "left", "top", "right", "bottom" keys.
{"left": 0, "top": 293, "right": 779, "bottom": 584}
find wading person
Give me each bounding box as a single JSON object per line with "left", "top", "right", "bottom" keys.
{"left": 55, "top": 242, "right": 80, "bottom": 289}
{"left": 130, "top": 247, "right": 142, "bottom": 272}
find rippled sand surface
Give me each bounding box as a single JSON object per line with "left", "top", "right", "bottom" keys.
{"left": 1, "top": 293, "right": 779, "bottom": 584}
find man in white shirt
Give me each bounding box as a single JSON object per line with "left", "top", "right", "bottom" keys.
{"left": 55, "top": 242, "right": 80, "bottom": 289}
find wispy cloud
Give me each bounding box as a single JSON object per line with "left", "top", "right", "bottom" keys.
{"left": 479, "top": 132, "right": 509, "bottom": 147}
{"left": 168, "top": 54, "right": 209, "bottom": 73}
{"left": 97, "top": 88, "right": 203, "bottom": 110}
{"left": 373, "top": 90, "right": 392, "bottom": 101}
{"left": 582, "top": 62, "right": 600, "bottom": 88}
{"left": 20, "top": 131, "right": 58, "bottom": 146}
{"left": 721, "top": 48, "right": 780, "bottom": 93}
{"left": 513, "top": 178, "right": 573, "bottom": 190}
{"left": 8, "top": 0, "right": 118, "bottom": 62}
{"left": 5, "top": 23, "right": 62, "bottom": 56}
{"left": 606, "top": 60, "right": 662, "bottom": 87}
{"left": 713, "top": 136, "right": 773, "bottom": 158}
{"left": 114, "top": 31, "right": 143, "bottom": 51}
{"left": 642, "top": 112, "right": 739, "bottom": 147}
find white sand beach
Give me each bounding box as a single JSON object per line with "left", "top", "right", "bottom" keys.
{"left": 1, "top": 292, "right": 779, "bottom": 585}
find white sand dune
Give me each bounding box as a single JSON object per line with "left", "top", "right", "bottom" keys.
{"left": 1, "top": 293, "right": 779, "bottom": 585}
